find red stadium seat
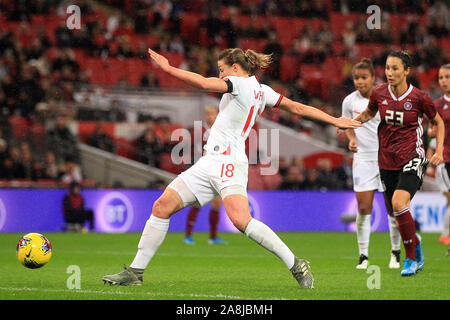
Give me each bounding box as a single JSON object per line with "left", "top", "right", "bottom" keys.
{"left": 180, "top": 13, "right": 204, "bottom": 43}
{"left": 271, "top": 17, "right": 306, "bottom": 51}
{"left": 77, "top": 122, "right": 115, "bottom": 144}
{"left": 81, "top": 180, "right": 97, "bottom": 188}
{"left": 240, "top": 38, "right": 267, "bottom": 53}
{"left": 29, "top": 123, "right": 46, "bottom": 146}
{"left": 36, "top": 179, "right": 58, "bottom": 188}
{"left": 9, "top": 116, "right": 29, "bottom": 140}
{"left": 114, "top": 137, "right": 137, "bottom": 159}
{"left": 261, "top": 171, "right": 283, "bottom": 190}
{"left": 85, "top": 58, "right": 108, "bottom": 84}
{"left": 280, "top": 55, "right": 300, "bottom": 82}
{"left": 302, "top": 152, "right": 344, "bottom": 170}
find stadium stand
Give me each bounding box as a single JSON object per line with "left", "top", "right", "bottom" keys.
{"left": 0, "top": 0, "right": 448, "bottom": 189}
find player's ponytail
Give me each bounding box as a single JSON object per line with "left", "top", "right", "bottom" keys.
{"left": 387, "top": 50, "right": 412, "bottom": 70}
{"left": 244, "top": 49, "right": 272, "bottom": 74}
{"left": 352, "top": 57, "right": 375, "bottom": 76}
{"left": 218, "top": 48, "right": 272, "bottom": 75}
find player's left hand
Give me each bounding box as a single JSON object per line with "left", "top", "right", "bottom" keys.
{"left": 430, "top": 152, "right": 443, "bottom": 166}
{"left": 148, "top": 49, "right": 170, "bottom": 72}
{"left": 335, "top": 117, "right": 362, "bottom": 130}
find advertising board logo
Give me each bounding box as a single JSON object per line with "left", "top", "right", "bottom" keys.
{"left": 0, "top": 198, "right": 6, "bottom": 231}
{"left": 97, "top": 192, "right": 134, "bottom": 233}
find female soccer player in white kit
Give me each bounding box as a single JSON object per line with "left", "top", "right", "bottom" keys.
{"left": 102, "top": 48, "right": 361, "bottom": 288}
{"left": 341, "top": 58, "right": 401, "bottom": 269}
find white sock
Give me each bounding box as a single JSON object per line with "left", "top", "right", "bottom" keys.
{"left": 130, "top": 215, "right": 170, "bottom": 270}
{"left": 356, "top": 213, "right": 371, "bottom": 257}
{"left": 388, "top": 215, "right": 401, "bottom": 251}
{"left": 442, "top": 206, "right": 450, "bottom": 237}
{"left": 244, "top": 218, "right": 295, "bottom": 269}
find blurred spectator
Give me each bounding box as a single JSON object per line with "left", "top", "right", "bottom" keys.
{"left": 278, "top": 156, "right": 289, "bottom": 178}
{"left": 0, "top": 128, "right": 8, "bottom": 160}
{"left": 88, "top": 124, "right": 115, "bottom": 153}
{"left": 264, "top": 31, "right": 283, "bottom": 78}
{"left": 303, "top": 169, "right": 322, "bottom": 190}
{"left": 60, "top": 157, "right": 83, "bottom": 185}
{"left": 108, "top": 99, "right": 127, "bottom": 122}
{"left": 316, "top": 158, "right": 340, "bottom": 190}
{"left": 0, "top": 157, "right": 15, "bottom": 180}
{"left": 158, "top": 117, "right": 177, "bottom": 153}
{"left": 140, "top": 71, "right": 160, "bottom": 88}
{"left": 43, "top": 150, "right": 60, "bottom": 180}
{"left": 9, "top": 146, "right": 25, "bottom": 179}
{"left": 335, "top": 154, "right": 353, "bottom": 190}
{"left": 46, "top": 114, "right": 79, "bottom": 162}
{"left": 136, "top": 128, "right": 164, "bottom": 167}
{"left": 62, "top": 182, "right": 94, "bottom": 232}
{"left": 280, "top": 165, "right": 305, "bottom": 190}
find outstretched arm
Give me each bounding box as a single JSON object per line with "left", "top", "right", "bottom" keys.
{"left": 278, "top": 97, "right": 362, "bottom": 129}
{"left": 354, "top": 107, "right": 377, "bottom": 124}
{"left": 148, "top": 49, "right": 228, "bottom": 92}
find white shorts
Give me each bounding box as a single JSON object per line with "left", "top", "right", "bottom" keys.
{"left": 435, "top": 163, "right": 450, "bottom": 193}
{"left": 177, "top": 153, "right": 248, "bottom": 206}
{"left": 352, "top": 159, "right": 384, "bottom": 193}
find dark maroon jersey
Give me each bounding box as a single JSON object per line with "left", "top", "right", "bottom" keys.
{"left": 434, "top": 95, "right": 450, "bottom": 163}
{"left": 367, "top": 83, "right": 437, "bottom": 170}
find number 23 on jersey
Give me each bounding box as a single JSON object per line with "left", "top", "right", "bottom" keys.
{"left": 385, "top": 110, "right": 404, "bottom": 126}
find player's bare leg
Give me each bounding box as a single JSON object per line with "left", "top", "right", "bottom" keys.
{"left": 103, "top": 179, "right": 190, "bottom": 285}
{"left": 439, "top": 192, "right": 450, "bottom": 245}
{"left": 222, "top": 190, "right": 314, "bottom": 289}
{"left": 355, "top": 191, "right": 374, "bottom": 269}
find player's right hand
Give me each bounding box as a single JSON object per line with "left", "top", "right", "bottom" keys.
{"left": 335, "top": 117, "right": 362, "bottom": 130}
{"left": 348, "top": 139, "right": 358, "bottom": 152}
{"left": 148, "top": 49, "right": 170, "bottom": 72}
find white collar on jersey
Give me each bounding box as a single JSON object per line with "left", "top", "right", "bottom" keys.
{"left": 444, "top": 94, "right": 450, "bottom": 102}
{"left": 388, "top": 83, "right": 413, "bottom": 101}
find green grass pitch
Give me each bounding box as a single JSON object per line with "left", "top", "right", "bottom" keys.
{"left": 0, "top": 232, "right": 449, "bottom": 300}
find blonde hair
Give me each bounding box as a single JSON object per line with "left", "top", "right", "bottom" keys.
{"left": 218, "top": 48, "right": 272, "bottom": 75}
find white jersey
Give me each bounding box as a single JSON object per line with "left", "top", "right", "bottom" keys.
{"left": 204, "top": 75, "right": 282, "bottom": 163}
{"left": 342, "top": 90, "right": 380, "bottom": 161}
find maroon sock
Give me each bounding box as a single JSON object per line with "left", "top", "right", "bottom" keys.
{"left": 186, "top": 206, "right": 200, "bottom": 237}
{"left": 394, "top": 208, "right": 419, "bottom": 260}
{"left": 209, "top": 209, "right": 219, "bottom": 239}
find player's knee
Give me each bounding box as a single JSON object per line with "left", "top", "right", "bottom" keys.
{"left": 391, "top": 198, "right": 408, "bottom": 213}
{"left": 358, "top": 205, "right": 373, "bottom": 215}
{"left": 152, "top": 198, "right": 171, "bottom": 219}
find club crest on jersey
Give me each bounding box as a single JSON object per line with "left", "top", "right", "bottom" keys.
{"left": 444, "top": 104, "right": 448, "bottom": 110}
{"left": 403, "top": 102, "right": 412, "bottom": 110}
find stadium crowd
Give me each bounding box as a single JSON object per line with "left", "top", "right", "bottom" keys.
{"left": 0, "top": 0, "right": 448, "bottom": 190}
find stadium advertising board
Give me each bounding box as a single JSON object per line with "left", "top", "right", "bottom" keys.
{"left": 0, "top": 189, "right": 445, "bottom": 233}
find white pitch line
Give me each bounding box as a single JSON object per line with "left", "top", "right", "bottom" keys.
{"left": 0, "top": 287, "right": 289, "bottom": 300}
